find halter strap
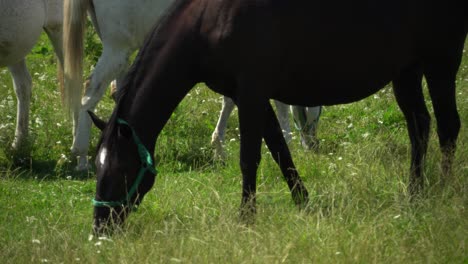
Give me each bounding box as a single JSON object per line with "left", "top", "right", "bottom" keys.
{"left": 92, "top": 118, "right": 157, "bottom": 208}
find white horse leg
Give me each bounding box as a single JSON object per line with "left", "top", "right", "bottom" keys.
{"left": 44, "top": 0, "right": 64, "bottom": 67}
{"left": 273, "top": 100, "right": 292, "bottom": 143}
{"left": 211, "top": 96, "right": 236, "bottom": 159}
{"left": 44, "top": 23, "right": 65, "bottom": 101}
{"left": 291, "top": 106, "right": 322, "bottom": 150}
{"left": 72, "top": 48, "right": 130, "bottom": 171}
{"left": 8, "top": 59, "right": 32, "bottom": 152}
{"left": 44, "top": 26, "right": 64, "bottom": 67}
{"left": 110, "top": 70, "right": 129, "bottom": 101}
{"left": 110, "top": 80, "right": 118, "bottom": 101}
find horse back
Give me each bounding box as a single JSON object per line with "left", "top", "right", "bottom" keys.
{"left": 198, "top": 0, "right": 467, "bottom": 105}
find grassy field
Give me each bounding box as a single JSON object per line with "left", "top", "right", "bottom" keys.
{"left": 0, "top": 33, "right": 466, "bottom": 263}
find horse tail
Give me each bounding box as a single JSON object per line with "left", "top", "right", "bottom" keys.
{"left": 63, "top": 0, "right": 90, "bottom": 114}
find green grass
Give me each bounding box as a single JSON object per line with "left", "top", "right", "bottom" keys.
{"left": 0, "top": 33, "right": 467, "bottom": 263}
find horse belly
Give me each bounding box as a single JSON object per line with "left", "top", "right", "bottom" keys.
{"left": 270, "top": 35, "right": 412, "bottom": 106}
{"left": 273, "top": 4, "right": 419, "bottom": 105}
{"left": 273, "top": 76, "right": 390, "bottom": 107}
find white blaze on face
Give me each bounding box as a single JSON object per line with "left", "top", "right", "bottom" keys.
{"left": 99, "top": 147, "right": 108, "bottom": 166}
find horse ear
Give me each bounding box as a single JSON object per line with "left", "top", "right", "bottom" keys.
{"left": 88, "top": 111, "right": 107, "bottom": 131}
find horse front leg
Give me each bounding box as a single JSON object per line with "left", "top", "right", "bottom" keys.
{"left": 8, "top": 59, "right": 32, "bottom": 155}
{"left": 263, "top": 103, "right": 309, "bottom": 208}
{"left": 393, "top": 65, "right": 430, "bottom": 196}
{"left": 237, "top": 93, "right": 267, "bottom": 221}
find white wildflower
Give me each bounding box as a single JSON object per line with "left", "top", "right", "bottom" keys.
{"left": 98, "top": 236, "right": 113, "bottom": 242}
{"left": 35, "top": 117, "right": 43, "bottom": 126}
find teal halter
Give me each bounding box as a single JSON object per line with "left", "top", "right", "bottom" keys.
{"left": 92, "top": 118, "right": 157, "bottom": 208}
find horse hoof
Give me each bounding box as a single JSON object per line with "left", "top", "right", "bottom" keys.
{"left": 301, "top": 135, "right": 319, "bottom": 152}
{"left": 75, "top": 158, "right": 91, "bottom": 172}
{"left": 211, "top": 138, "right": 227, "bottom": 161}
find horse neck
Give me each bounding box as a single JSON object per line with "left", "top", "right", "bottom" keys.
{"left": 114, "top": 0, "right": 209, "bottom": 152}
{"left": 117, "top": 32, "right": 201, "bottom": 153}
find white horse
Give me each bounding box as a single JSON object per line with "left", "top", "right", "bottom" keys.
{"left": 63, "top": 0, "right": 174, "bottom": 170}
{"left": 211, "top": 96, "right": 321, "bottom": 158}
{"left": 0, "top": 0, "right": 63, "bottom": 153}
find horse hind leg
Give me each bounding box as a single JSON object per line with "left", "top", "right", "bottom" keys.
{"left": 8, "top": 59, "right": 32, "bottom": 155}
{"left": 425, "top": 59, "right": 462, "bottom": 185}
{"left": 273, "top": 100, "right": 292, "bottom": 143}
{"left": 392, "top": 65, "right": 430, "bottom": 196}
{"left": 72, "top": 48, "right": 130, "bottom": 171}
{"left": 211, "top": 96, "right": 236, "bottom": 160}
{"left": 44, "top": 24, "right": 65, "bottom": 98}
{"left": 292, "top": 105, "right": 321, "bottom": 150}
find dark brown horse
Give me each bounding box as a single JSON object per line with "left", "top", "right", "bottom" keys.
{"left": 90, "top": 0, "right": 467, "bottom": 232}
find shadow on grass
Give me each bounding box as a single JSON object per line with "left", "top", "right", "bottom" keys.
{"left": 0, "top": 156, "right": 95, "bottom": 181}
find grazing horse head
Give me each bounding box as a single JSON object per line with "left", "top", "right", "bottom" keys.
{"left": 90, "top": 113, "right": 158, "bottom": 233}
{"left": 91, "top": 0, "right": 467, "bottom": 232}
